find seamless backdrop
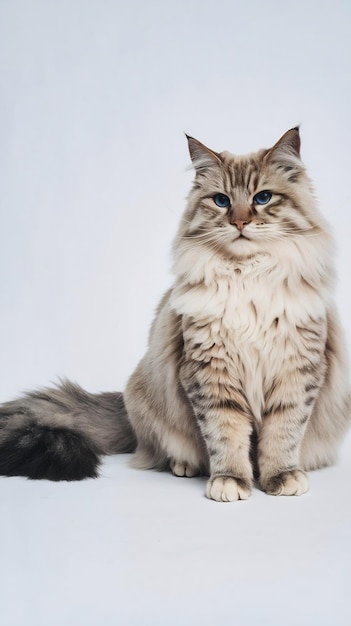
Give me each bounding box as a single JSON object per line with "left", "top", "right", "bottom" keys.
{"left": 0, "top": 2, "right": 351, "bottom": 626}
{"left": 1, "top": 0, "right": 350, "bottom": 399}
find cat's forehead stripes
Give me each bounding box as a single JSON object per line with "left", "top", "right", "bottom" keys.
{"left": 219, "top": 152, "right": 267, "bottom": 195}
{"left": 197, "top": 150, "right": 269, "bottom": 201}
{"left": 188, "top": 130, "right": 303, "bottom": 200}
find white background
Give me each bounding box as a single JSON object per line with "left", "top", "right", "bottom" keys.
{"left": 0, "top": 1, "right": 350, "bottom": 625}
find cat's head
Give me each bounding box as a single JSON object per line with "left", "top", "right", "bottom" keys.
{"left": 176, "top": 128, "right": 328, "bottom": 264}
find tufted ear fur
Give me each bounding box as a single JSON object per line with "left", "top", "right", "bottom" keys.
{"left": 186, "top": 135, "right": 222, "bottom": 174}
{"left": 266, "top": 127, "right": 301, "bottom": 167}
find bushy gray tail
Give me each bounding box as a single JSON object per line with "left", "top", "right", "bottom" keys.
{"left": 0, "top": 380, "right": 137, "bottom": 481}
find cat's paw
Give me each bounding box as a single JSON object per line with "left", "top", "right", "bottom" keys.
{"left": 263, "top": 469, "right": 309, "bottom": 496}
{"left": 170, "top": 460, "right": 199, "bottom": 478}
{"left": 206, "top": 476, "right": 251, "bottom": 502}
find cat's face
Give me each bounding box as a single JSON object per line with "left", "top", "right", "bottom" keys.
{"left": 179, "top": 129, "right": 324, "bottom": 260}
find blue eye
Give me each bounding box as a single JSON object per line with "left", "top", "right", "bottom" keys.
{"left": 213, "top": 193, "right": 231, "bottom": 208}
{"left": 254, "top": 190, "right": 272, "bottom": 205}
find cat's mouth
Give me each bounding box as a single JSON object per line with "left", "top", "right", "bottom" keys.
{"left": 230, "top": 230, "right": 260, "bottom": 253}
{"left": 236, "top": 231, "right": 252, "bottom": 240}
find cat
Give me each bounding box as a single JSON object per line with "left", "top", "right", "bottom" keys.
{"left": 0, "top": 127, "right": 350, "bottom": 501}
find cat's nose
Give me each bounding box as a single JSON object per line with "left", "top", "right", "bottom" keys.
{"left": 231, "top": 219, "right": 252, "bottom": 231}
{"left": 228, "top": 205, "right": 252, "bottom": 230}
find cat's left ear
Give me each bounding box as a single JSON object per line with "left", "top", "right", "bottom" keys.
{"left": 186, "top": 135, "right": 222, "bottom": 174}
{"left": 266, "top": 127, "right": 301, "bottom": 164}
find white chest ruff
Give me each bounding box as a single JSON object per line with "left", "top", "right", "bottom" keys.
{"left": 171, "top": 261, "right": 327, "bottom": 421}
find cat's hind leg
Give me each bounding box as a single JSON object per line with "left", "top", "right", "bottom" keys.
{"left": 131, "top": 436, "right": 204, "bottom": 480}
{"left": 170, "top": 459, "right": 200, "bottom": 477}
{"left": 125, "top": 362, "right": 206, "bottom": 477}
{"left": 300, "top": 311, "right": 351, "bottom": 471}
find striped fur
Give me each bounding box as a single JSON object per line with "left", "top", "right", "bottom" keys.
{"left": 126, "top": 128, "right": 350, "bottom": 500}
{"left": 0, "top": 128, "right": 350, "bottom": 500}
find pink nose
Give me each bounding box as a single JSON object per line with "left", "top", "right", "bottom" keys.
{"left": 231, "top": 219, "right": 252, "bottom": 231}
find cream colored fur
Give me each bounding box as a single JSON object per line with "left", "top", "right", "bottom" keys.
{"left": 125, "top": 128, "right": 350, "bottom": 501}
{"left": 2, "top": 129, "right": 348, "bottom": 495}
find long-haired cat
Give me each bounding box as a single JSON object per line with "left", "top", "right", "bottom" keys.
{"left": 0, "top": 128, "right": 350, "bottom": 501}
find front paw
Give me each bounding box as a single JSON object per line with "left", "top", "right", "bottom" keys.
{"left": 263, "top": 469, "right": 309, "bottom": 496}
{"left": 206, "top": 476, "right": 251, "bottom": 502}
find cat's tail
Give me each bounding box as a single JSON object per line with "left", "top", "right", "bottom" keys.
{"left": 0, "top": 380, "right": 137, "bottom": 481}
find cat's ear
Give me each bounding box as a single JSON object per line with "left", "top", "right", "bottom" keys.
{"left": 186, "top": 135, "right": 222, "bottom": 174}
{"left": 266, "top": 127, "right": 301, "bottom": 165}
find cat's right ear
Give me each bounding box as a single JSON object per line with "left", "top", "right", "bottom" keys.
{"left": 185, "top": 135, "right": 222, "bottom": 174}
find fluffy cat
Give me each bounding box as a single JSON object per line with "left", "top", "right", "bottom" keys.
{"left": 0, "top": 128, "right": 350, "bottom": 501}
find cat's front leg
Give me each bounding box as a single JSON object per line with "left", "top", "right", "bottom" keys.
{"left": 259, "top": 326, "right": 328, "bottom": 496}
{"left": 180, "top": 365, "right": 253, "bottom": 502}
{"left": 258, "top": 389, "right": 315, "bottom": 496}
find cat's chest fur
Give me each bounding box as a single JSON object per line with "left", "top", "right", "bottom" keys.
{"left": 172, "top": 251, "right": 326, "bottom": 327}
{"left": 171, "top": 252, "right": 327, "bottom": 420}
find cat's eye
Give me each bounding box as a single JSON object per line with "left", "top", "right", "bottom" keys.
{"left": 213, "top": 193, "right": 231, "bottom": 208}
{"left": 253, "top": 190, "right": 272, "bottom": 205}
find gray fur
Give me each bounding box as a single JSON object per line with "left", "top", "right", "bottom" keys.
{"left": 0, "top": 380, "right": 136, "bottom": 480}
{"left": 0, "top": 129, "right": 350, "bottom": 499}
{"left": 0, "top": 379, "right": 136, "bottom": 455}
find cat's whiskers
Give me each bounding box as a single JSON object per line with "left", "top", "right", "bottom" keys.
{"left": 181, "top": 228, "right": 321, "bottom": 248}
